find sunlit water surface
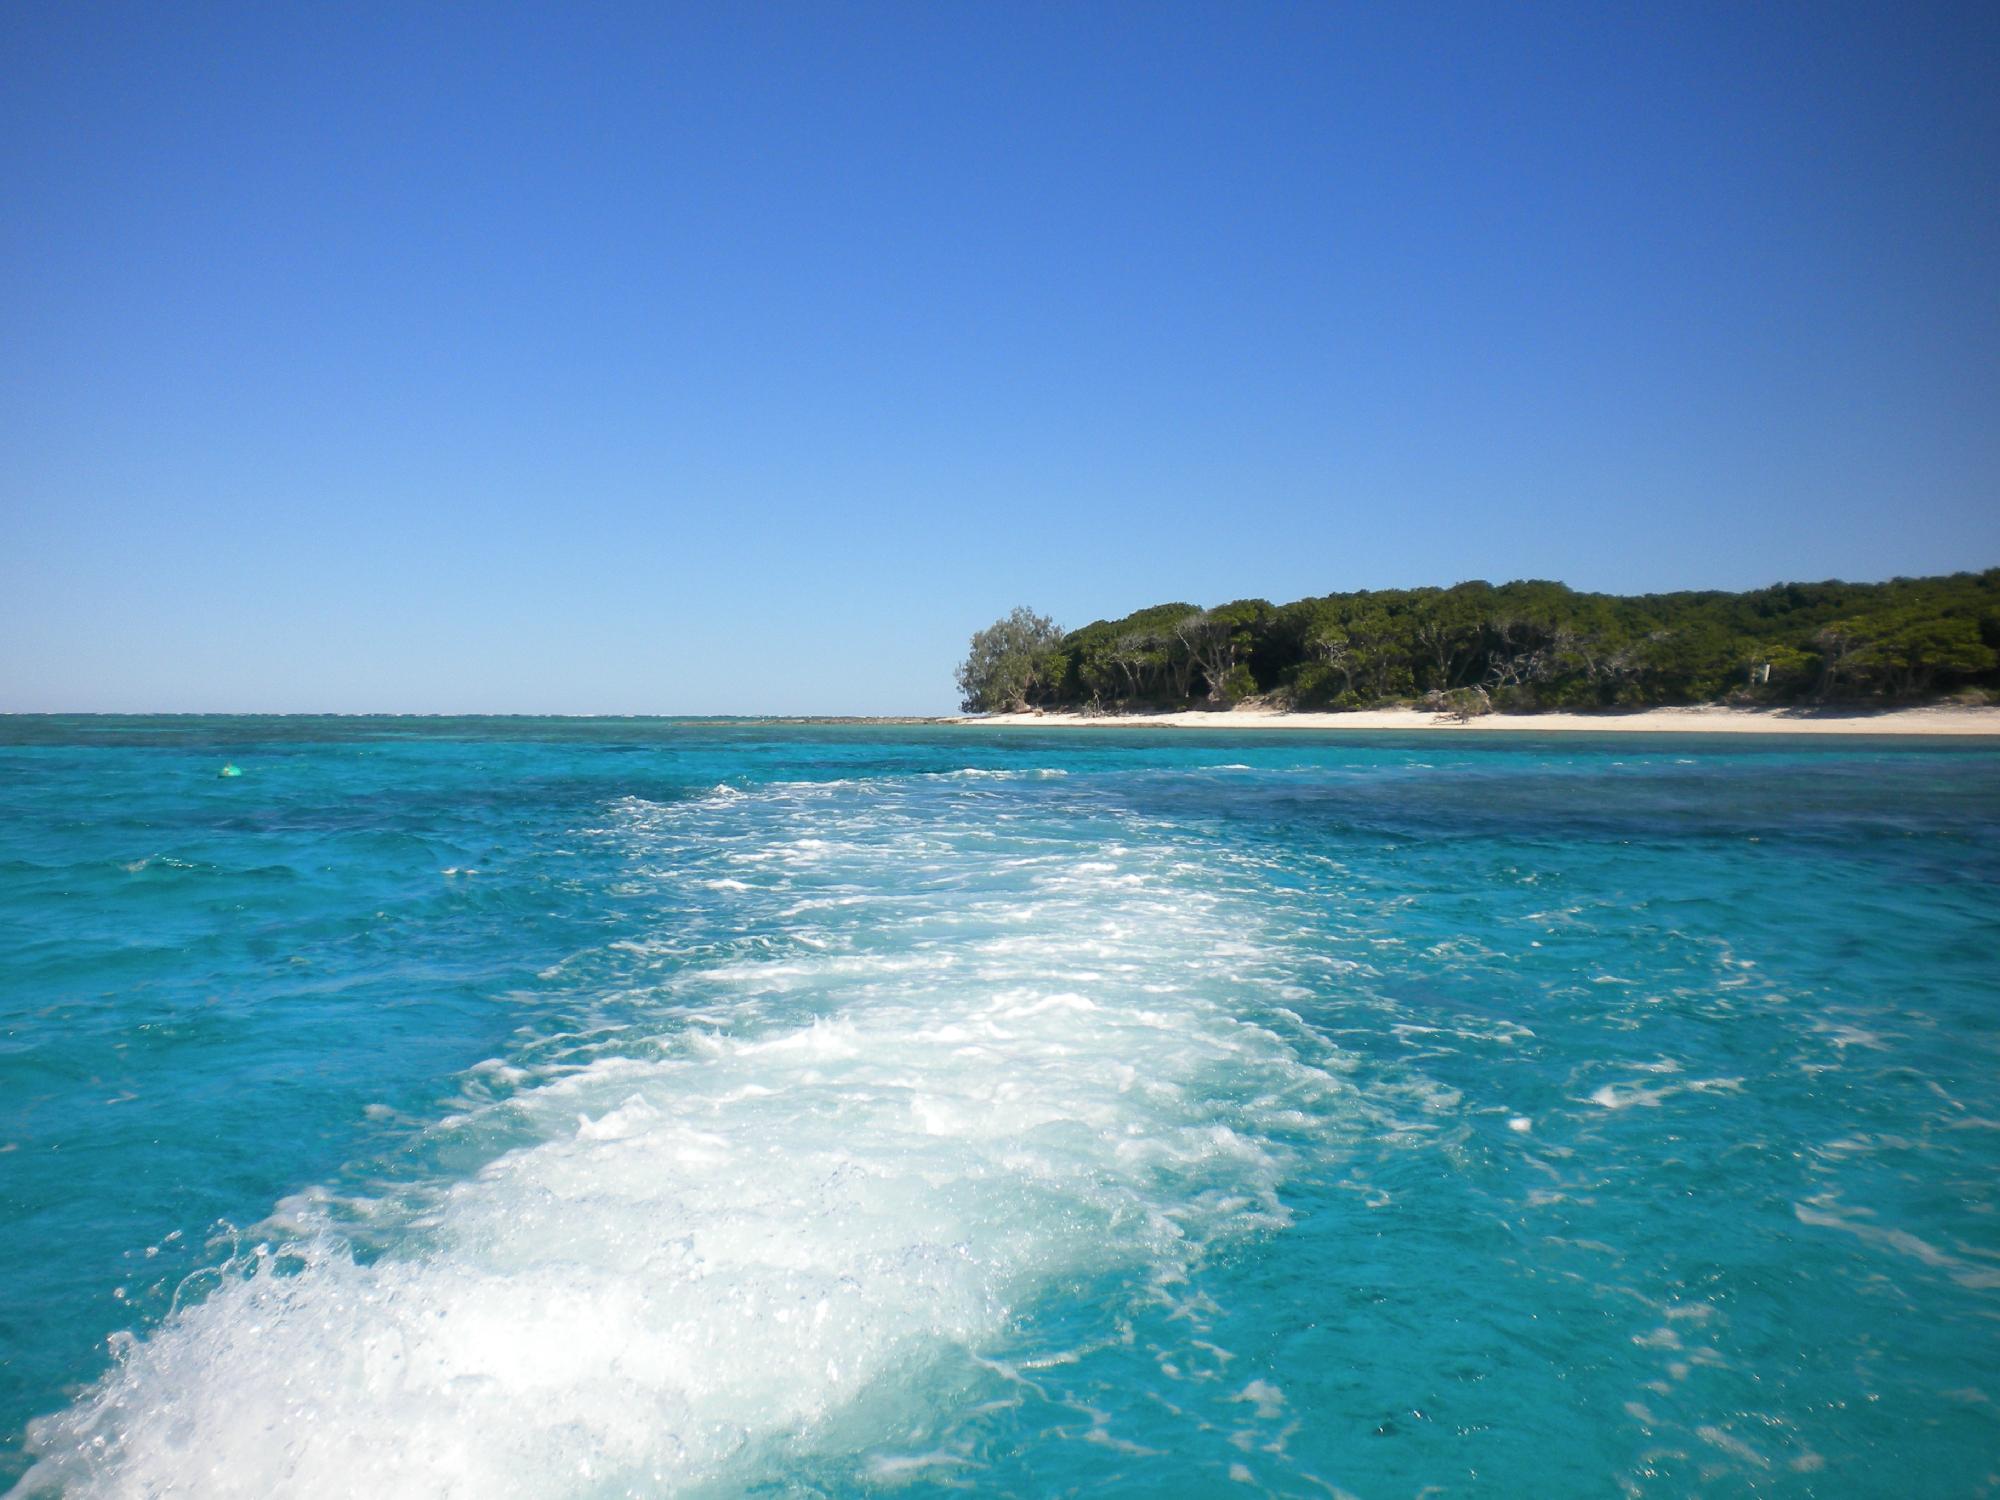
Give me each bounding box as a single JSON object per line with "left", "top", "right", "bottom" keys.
{"left": 2, "top": 718, "right": 1996, "bottom": 1496}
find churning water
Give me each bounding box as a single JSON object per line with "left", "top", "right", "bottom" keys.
{"left": 2, "top": 719, "right": 1997, "bottom": 1495}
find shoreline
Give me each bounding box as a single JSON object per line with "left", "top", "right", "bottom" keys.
{"left": 940, "top": 704, "right": 2000, "bottom": 736}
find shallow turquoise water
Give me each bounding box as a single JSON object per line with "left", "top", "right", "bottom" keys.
{"left": 3, "top": 717, "right": 1997, "bottom": 1496}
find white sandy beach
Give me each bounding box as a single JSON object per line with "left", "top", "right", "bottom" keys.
{"left": 947, "top": 704, "right": 2000, "bottom": 735}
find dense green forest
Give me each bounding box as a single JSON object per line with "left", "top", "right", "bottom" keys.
{"left": 955, "top": 572, "right": 2000, "bottom": 715}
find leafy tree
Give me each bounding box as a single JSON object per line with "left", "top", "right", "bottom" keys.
{"left": 1811, "top": 620, "right": 1871, "bottom": 699}
{"left": 955, "top": 607, "right": 1064, "bottom": 712}
{"left": 1864, "top": 613, "right": 1997, "bottom": 694}
{"left": 1175, "top": 600, "right": 1272, "bottom": 703}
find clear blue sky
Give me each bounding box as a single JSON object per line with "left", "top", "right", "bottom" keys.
{"left": 4, "top": 2, "right": 1996, "bottom": 713}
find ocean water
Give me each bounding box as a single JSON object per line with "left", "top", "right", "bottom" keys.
{"left": 2, "top": 719, "right": 1997, "bottom": 1497}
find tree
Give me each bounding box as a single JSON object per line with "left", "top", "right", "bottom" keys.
{"left": 1106, "top": 630, "right": 1168, "bottom": 700}
{"left": 1344, "top": 605, "right": 1415, "bottom": 700}
{"left": 1811, "top": 620, "right": 1870, "bottom": 699}
{"left": 1868, "top": 613, "right": 1997, "bottom": 694}
{"left": 1305, "top": 620, "right": 1356, "bottom": 698}
{"left": 1409, "top": 585, "right": 1490, "bottom": 690}
{"left": 955, "top": 607, "right": 1065, "bottom": 712}
{"left": 1175, "top": 600, "right": 1271, "bottom": 703}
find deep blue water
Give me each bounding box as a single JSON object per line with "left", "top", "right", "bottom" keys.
{"left": 2, "top": 717, "right": 1997, "bottom": 1496}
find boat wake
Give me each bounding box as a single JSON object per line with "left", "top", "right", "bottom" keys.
{"left": 18, "top": 776, "right": 1355, "bottom": 1497}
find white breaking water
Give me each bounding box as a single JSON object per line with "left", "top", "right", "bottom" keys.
{"left": 18, "top": 777, "right": 1354, "bottom": 1497}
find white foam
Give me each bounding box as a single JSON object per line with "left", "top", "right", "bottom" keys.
{"left": 20, "top": 782, "right": 1352, "bottom": 1498}
{"left": 936, "top": 767, "right": 1067, "bottom": 781}
{"left": 1588, "top": 1082, "right": 1675, "bottom": 1110}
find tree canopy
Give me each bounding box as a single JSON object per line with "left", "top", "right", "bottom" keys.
{"left": 954, "top": 606, "right": 1065, "bottom": 712}
{"left": 957, "top": 572, "right": 2000, "bottom": 713}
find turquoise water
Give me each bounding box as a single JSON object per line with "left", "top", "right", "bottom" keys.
{"left": 3, "top": 718, "right": 1998, "bottom": 1496}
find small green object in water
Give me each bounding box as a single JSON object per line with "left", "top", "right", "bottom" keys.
{"left": 219, "top": 764, "right": 242, "bottom": 779}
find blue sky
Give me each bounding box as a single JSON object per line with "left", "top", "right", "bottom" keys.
{"left": 4, "top": 2, "right": 1996, "bottom": 713}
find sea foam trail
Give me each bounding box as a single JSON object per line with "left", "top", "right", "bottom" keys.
{"left": 18, "top": 776, "right": 1353, "bottom": 1497}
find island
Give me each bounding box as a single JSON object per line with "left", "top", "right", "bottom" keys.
{"left": 951, "top": 572, "right": 2000, "bottom": 733}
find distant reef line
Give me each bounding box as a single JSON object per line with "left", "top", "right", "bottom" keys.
{"left": 951, "top": 571, "right": 2000, "bottom": 720}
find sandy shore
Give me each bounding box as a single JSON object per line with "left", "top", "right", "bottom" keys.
{"left": 944, "top": 704, "right": 2000, "bottom": 735}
